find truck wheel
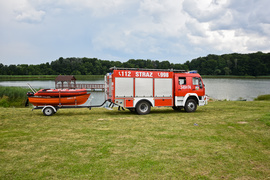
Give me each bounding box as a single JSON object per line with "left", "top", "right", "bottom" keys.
{"left": 185, "top": 99, "right": 197, "bottom": 113}
{"left": 43, "top": 107, "right": 55, "bottom": 116}
{"left": 136, "top": 101, "right": 151, "bottom": 115}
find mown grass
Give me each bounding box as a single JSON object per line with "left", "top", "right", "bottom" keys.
{"left": 0, "top": 101, "right": 270, "bottom": 179}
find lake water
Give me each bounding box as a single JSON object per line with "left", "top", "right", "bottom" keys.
{"left": 203, "top": 78, "right": 270, "bottom": 101}
{"left": 1, "top": 78, "right": 270, "bottom": 102}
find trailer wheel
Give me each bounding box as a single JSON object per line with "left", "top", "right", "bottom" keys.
{"left": 136, "top": 101, "right": 151, "bottom": 115}
{"left": 43, "top": 107, "right": 55, "bottom": 116}
{"left": 184, "top": 99, "right": 197, "bottom": 113}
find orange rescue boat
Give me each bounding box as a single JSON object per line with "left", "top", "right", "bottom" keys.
{"left": 28, "top": 94, "right": 90, "bottom": 106}
{"left": 34, "top": 89, "right": 87, "bottom": 97}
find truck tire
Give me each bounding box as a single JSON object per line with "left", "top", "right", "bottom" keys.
{"left": 136, "top": 101, "right": 151, "bottom": 115}
{"left": 184, "top": 99, "right": 197, "bottom": 113}
{"left": 43, "top": 107, "right": 55, "bottom": 116}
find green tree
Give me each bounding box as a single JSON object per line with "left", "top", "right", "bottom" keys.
{"left": 224, "top": 67, "right": 231, "bottom": 75}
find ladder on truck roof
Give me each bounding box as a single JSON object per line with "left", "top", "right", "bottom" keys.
{"left": 110, "top": 67, "right": 187, "bottom": 73}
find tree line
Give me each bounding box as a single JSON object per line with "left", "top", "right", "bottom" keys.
{"left": 186, "top": 51, "right": 270, "bottom": 76}
{"left": 1, "top": 52, "right": 269, "bottom": 76}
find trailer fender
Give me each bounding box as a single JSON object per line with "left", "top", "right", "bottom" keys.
{"left": 42, "top": 106, "right": 57, "bottom": 116}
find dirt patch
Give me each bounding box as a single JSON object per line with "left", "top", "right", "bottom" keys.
{"left": 237, "top": 121, "right": 248, "bottom": 124}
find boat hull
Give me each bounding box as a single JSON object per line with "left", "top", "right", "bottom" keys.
{"left": 29, "top": 94, "right": 90, "bottom": 106}
{"left": 34, "top": 89, "right": 87, "bottom": 97}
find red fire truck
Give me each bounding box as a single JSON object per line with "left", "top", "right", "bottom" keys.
{"left": 27, "top": 67, "right": 207, "bottom": 116}
{"left": 105, "top": 67, "right": 207, "bottom": 115}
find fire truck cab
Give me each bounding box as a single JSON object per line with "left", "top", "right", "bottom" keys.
{"left": 105, "top": 67, "right": 207, "bottom": 115}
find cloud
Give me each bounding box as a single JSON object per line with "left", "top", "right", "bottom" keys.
{"left": 185, "top": 20, "right": 208, "bottom": 37}
{"left": 246, "top": 35, "right": 270, "bottom": 51}
{"left": 14, "top": 0, "right": 46, "bottom": 23}
{"left": 139, "top": 0, "right": 169, "bottom": 23}
{"left": 15, "top": 10, "right": 45, "bottom": 23}
{"left": 204, "top": 0, "right": 270, "bottom": 34}
{"left": 182, "top": 0, "right": 228, "bottom": 22}
{"left": 182, "top": 0, "right": 270, "bottom": 54}
{"left": 89, "top": 0, "right": 190, "bottom": 60}
{"left": 0, "top": 0, "right": 270, "bottom": 65}
{"left": 34, "top": 0, "right": 138, "bottom": 17}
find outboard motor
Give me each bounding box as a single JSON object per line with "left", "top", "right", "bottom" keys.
{"left": 25, "top": 92, "right": 34, "bottom": 107}
{"left": 27, "top": 92, "right": 35, "bottom": 97}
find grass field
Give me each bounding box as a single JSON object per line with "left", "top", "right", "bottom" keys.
{"left": 0, "top": 101, "right": 270, "bottom": 179}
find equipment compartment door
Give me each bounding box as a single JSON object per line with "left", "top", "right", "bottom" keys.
{"left": 155, "top": 98, "right": 173, "bottom": 106}
{"left": 154, "top": 78, "right": 173, "bottom": 97}
{"left": 125, "top": 99, "right": 133, "bottom": 107}
{"left": 115, "top": 78, "right": 133, "bottom": 97}
{"left": 135, "top": 78, "right": 153, "bottom": 97}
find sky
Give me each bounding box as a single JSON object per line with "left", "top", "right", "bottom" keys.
{"left": 1, "top": 0, "right": 270, "bottom": 65}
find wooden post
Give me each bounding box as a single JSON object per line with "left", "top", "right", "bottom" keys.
{"left": 59, "top": 90, "right": 61, "bottom": 106}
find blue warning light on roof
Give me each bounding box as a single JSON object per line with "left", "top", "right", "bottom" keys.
{"left": 188, "top": 70, "right": 198, "bottom": 74}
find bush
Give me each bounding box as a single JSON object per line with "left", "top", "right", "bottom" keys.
{"left": 0, "top": 86, "right": 29, "bottom": 107}
{"left": 254, "top": 94, "right": 270, "bottom": 101}
{"left": 0, "top": 96, "right": 9, "bottom": 107}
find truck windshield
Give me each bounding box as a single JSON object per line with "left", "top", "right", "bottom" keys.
{"left": 193, "top": 77, "right": 203, "bottom": 88}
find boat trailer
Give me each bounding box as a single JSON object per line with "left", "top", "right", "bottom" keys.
{"left": 28, "top": 100, "right": 123, "bottom": 116}
{"left": 26, "top": 83, "right": 124, "bottom": 116}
